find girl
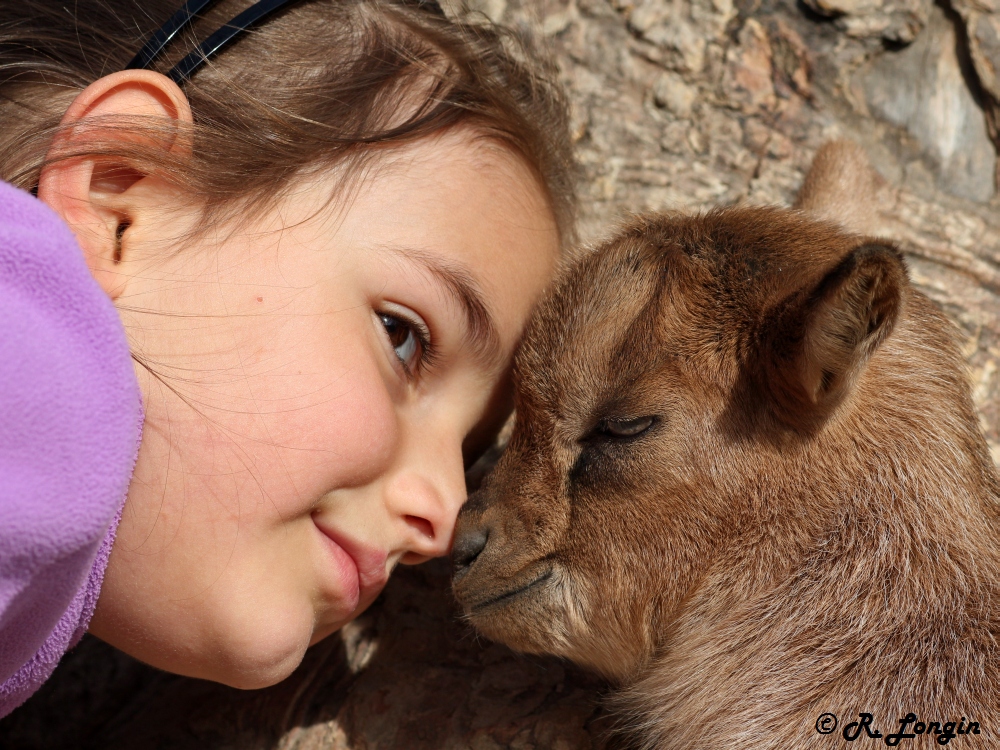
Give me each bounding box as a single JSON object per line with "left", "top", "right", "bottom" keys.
{"left": 0, "top": 0, "right": 575, "bottom": 715}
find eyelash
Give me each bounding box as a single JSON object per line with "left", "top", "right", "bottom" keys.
{"left": 378, "top": 308, "right": 438, "bottom": 378}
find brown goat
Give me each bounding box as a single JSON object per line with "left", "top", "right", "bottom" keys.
{"left": 452, "top": 142, "right": 1000, "bottom": 748}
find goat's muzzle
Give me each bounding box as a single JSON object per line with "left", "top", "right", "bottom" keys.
{"left": 451, "top": 523, "right": 488, "bottom": 581}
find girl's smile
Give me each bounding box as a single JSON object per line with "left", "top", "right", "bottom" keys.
{"left": 311, "top": 516, "right": 388, "bottom": 617}
{"left": 87, "top": 128, "right": 560, "bottom": 688}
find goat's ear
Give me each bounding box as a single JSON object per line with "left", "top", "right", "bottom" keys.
{"left": 765, "top": 242, "right": 906, "bottom": 429}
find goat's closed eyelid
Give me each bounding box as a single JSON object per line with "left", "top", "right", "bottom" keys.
{"left": 584, "top": 415, "right": 659, "bottom": 442}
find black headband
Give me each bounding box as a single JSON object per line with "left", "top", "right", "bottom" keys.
{"left": 126, "top": 0, "right": 446, "bottom": 84}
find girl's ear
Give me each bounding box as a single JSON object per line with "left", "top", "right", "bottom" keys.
{"left": 36, "top": 70, "right": 193, "bottom": 299}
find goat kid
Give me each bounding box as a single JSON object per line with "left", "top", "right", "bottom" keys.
{"left": 452, "top": 142, "right": 1000, "bottom": 748}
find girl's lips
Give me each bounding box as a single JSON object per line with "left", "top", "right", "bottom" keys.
{"left": 312, "top": 518, "right": 388, "bottom": 609}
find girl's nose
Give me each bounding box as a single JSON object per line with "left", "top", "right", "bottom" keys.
{"left": 384, "top": 443, "right": 466, "bottom": 564}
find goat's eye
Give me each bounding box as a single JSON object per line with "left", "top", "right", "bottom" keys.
{"left": 598, "top": 416, "right": 656, "bottom": 438}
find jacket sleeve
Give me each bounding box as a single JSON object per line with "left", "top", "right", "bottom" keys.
{"left": 0, "top": 181, "right": 142, "bottom": 716}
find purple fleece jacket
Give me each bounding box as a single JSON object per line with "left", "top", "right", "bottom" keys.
{"left": 0, "top": 181, "right": 142, "bottom": 717}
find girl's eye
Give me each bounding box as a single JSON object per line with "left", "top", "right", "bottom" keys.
{"left": 379, "top": 312, "right": 425, "bottom": 373}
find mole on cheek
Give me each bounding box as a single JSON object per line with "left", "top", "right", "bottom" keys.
{"left": 256, "top": 297, "right": 264, "bottom": 303}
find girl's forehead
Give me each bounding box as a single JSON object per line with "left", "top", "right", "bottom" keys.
{"left": 336, "top": 130, "right": 560, "bottom": 283}
{"left": 376, "top": 127, "right": 552, "bottom": 201}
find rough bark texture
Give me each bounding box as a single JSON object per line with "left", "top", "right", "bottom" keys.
{"left": 2, "top": 0, "right": 998, "bottom": 747}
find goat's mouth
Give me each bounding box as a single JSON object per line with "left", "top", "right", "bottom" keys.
{"left": 463, "top": 566, "right": 554, "bottom": 614}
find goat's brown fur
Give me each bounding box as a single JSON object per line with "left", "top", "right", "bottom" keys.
{"left": 452, "top": 142, "right": 1000, "bottom": 748}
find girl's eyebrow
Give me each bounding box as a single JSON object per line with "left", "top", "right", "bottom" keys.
{"left": 384, "top": 245, "right": 503, "bottom": 368}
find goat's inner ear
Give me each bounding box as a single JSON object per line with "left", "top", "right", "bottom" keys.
{"left": 765, "top": 242, "right": 906, "bottom": 429}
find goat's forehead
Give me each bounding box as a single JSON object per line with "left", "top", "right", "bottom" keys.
{"left": 519, "top": 217, "right": 765, "bottom": 365}
{"left": 514, "top": 236, "right": 683, "bottom": 408}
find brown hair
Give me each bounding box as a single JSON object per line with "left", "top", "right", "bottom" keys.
{"left": 0, "top": 0, "right": 577, "bottom": 245}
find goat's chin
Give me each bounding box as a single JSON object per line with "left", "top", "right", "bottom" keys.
{"left": 462, "top": 568, "right": 640, "bottom": 682}
{"left": 462, "top": 565, "right": 575, "bottom": 656}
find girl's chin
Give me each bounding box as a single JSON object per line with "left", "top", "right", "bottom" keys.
{"left": 309, "top": 589, "right": 383, "bottom": 645}
{"left": 183, "top": 638, "right": 309, "bottom": 690}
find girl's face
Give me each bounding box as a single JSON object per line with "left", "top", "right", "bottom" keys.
{"left": 88, "top": 129, "right": 560, "bottom": 688}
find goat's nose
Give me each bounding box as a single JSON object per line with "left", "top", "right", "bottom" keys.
{"left": 452, "top": 525, "right": 489, "bottom": 577}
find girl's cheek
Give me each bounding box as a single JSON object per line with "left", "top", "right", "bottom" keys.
{"left": 309, "top": 357, "right": 399, "bottom": 490}
{"left": 251, "top": 312, "right": 400, "bottom": 497}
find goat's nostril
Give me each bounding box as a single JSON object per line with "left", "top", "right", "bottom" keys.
{"left": 452, "top": 526, "right": 489, "bottom": 573}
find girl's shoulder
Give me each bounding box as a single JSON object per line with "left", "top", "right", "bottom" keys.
{"left": 0, "top": 180, "right": 142, "bottom": 717}
{"left": 0, "top": 180, "right": 141, "bottom": 515}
